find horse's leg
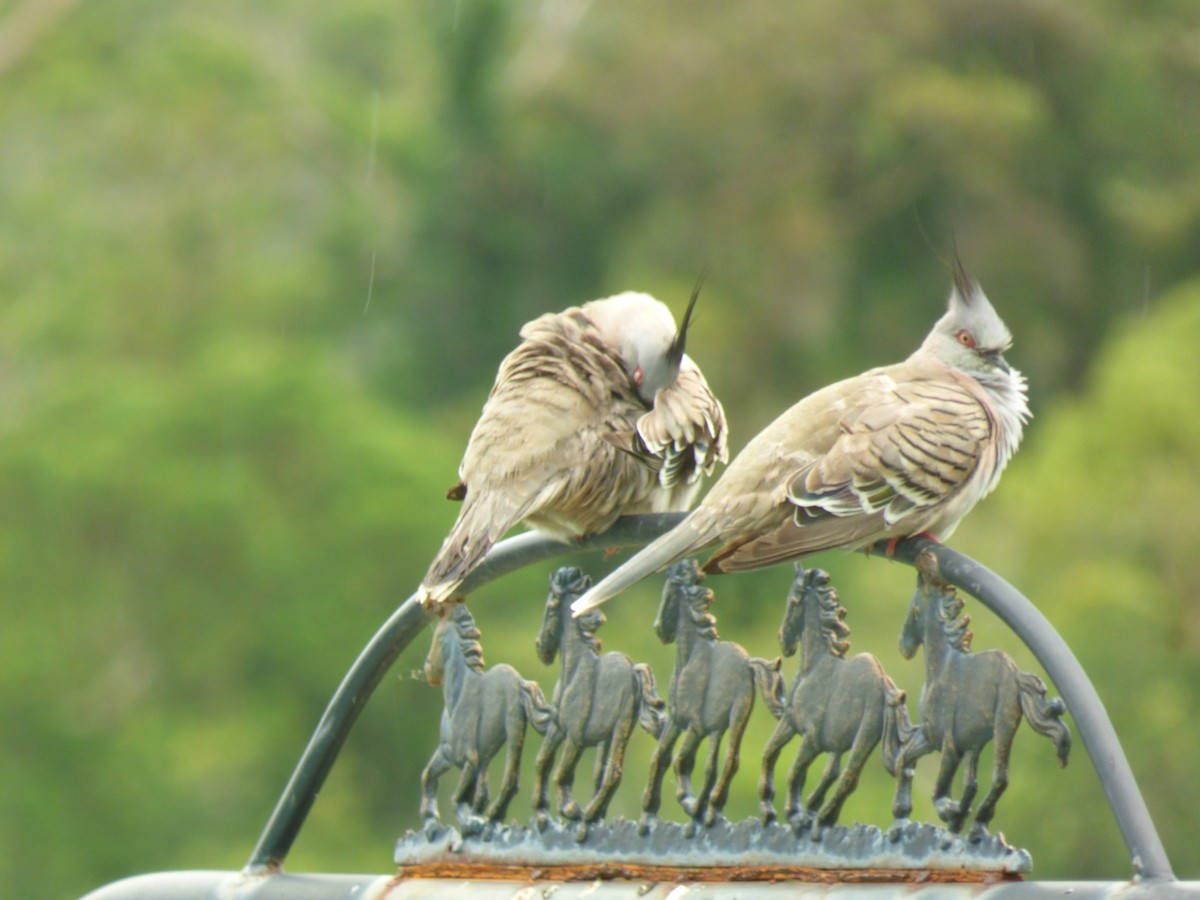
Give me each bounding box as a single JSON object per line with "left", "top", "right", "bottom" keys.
{"left": 639, "top": 718, "right": 681, "bottom": 835}
{"left": 531, "top": 722, "right": 564, "bottom": 829}
{"left": 695, "top": 730, "right": 726, "bottom": 828}
{"left": 785, "top": 735, "right": 821, "bottom": 833}
{"left": 950, "top": 746, "right": 981, "bottom": 834}
{"left": 890, "top": 727, "right": 934, "bottom": 838}
{"left": 456, "top": 746, "right": 488, "bottom": 816}
{"left": 555, "top": 736, "right": 585, "bottom": 822}
{"left": 759, "top": 716, "right": 797, "bottom": 824}
{"left": 584, "top": 693, "right": 637, "bottom": 828}
{"left": 932, "top": 740, "right": 964, "bottom": 831}
{"left": 592, "top": 737, "right": 610, "bottom": 794}
{"left": 708, "top": 696, "right": 754, "bottom": 826}
{"left": 815, "top": 723, "right": 880, "bottom": 838}
{"left": 470, "top": 767, "right": 489, "bottom": 815}
{"left": 970, "top": 722, "right": 1015, "bottom": 841}
{"left": 484, "top": 716, "right": 526, "bottom": 827}
{"left": 419, "top": 746, "right": 453, "bottom": 829}
{"left": 673, "top": 727, "right": 706, "bottom": 820}
{"left": 451, "top": 752, "right": 483, "bottom": 833}
{"left": 806, "top": 752, "right": 841, "bottom": 814}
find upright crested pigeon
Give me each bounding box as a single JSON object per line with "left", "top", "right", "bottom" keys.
{"left": 571, "top": 264, "right": 1028, "bottom": 616}
{"left": 417, "top": 288, "right": 729, "bottom": 612}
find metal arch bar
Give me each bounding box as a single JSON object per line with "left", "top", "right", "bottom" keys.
{"left": 872, "top": 536, "right": 1175, "bottom": 883}
{"left": 244, "top": 513, "right": 687, "bottom": 874}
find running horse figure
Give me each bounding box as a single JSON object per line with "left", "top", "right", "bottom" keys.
{"left": 891, "top": 552, "right": 1071, "bottom": 840}
{"left": 640, "top": 559, "right": 786, "bottom": 835}
{"left": 759, "top": 565, "right": 909, "bottom": 839}
{"left": 419, "top": 603, "right": 553, "bottom": 837}
{"left": 531, "top": 567, "right": 666, "bottom": 840}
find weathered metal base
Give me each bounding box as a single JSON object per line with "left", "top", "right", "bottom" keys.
{"left": 396, "top": 818, "right": 1032, "bottom": 877}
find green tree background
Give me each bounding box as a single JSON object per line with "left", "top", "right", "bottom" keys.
{"left": 2, "top": 2, "right": 1199, "bottom": 896}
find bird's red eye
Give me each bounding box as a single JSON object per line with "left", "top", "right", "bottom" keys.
{"left": 956, "top": 329, "right": 976, "bottom": 349}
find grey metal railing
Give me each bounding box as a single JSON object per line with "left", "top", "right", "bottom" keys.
{"left": 83, "top": 515, "right": 1189, "bottom": 899}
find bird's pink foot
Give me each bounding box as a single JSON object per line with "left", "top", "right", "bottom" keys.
{"left": 885, "top": 532, "right": 940, "bottom": 557}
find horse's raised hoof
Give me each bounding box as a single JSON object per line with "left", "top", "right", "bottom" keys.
{"left": 637, "top": 812, "right": 656, "bottom": 836}
{"left": 679, "top": 794, "right": 699, "bottom": 818}
{"left": 561, "top": 800, "right": 583, "bottom": 821}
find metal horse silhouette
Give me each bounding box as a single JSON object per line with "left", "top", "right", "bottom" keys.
{"left": 892, "top": 556, "right": 1071, "bottom": 840}
{"left": 419, "top": 603, "right": 553, "bottom": 836}
{"left": 640, "top": 559, "right": 786, "bottom": 835}
{"left": 760, "top": 565, "right": 909, "bottom": 839}
{"left": 531, "top": 567, "right": 666, "bottom": 840}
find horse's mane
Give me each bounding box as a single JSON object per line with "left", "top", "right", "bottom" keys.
{"left": 663, "top": 559, "right": 720, "bottom": 641}
{"left": 810, "top": 573, "right": 852, "bottom": 658}
{"left": 546, "top": 567, "right": 603, "bottom": 654}
{"left": 573, "top": 613, "right": 605, "bottom": 653}
{"left": 684, "top": 585, "right": 720, "bottom": 641}
{"left": 937, "top": 589, "right": 973, "bottom": 654}
{"left": 447, "top": 605, "right": 486, "bottom": 673}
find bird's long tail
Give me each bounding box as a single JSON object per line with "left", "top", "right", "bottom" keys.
{"left": 418, "top": 496, "right": 520, "bottom": 609}
{"left": 570, "top": 517, "right": 711, "bottom": 615}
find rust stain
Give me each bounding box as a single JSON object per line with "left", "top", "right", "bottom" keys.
{"left": 395, "top": 862, "right": 1023, "bottom": 885}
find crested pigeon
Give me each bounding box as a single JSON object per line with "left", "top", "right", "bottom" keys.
{"left": 417, "top": 288, "right": 728, "bottom": 612}
{"left": 571, "top": 264, "right": 1028, "bottom": 615}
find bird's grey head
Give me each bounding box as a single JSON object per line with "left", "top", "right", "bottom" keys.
{"left": 917, "top": 262, "right": 1015, "bottom": 380}
{"left": 586, "top": 287, "right": 698, "bottom": 404}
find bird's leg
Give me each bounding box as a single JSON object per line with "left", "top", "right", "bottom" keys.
{"left": 884, "top": 532, "right": 941, "bottom": 557}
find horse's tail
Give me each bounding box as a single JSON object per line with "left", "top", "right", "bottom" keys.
{"left": 520, "top": 678, "right": 555, "bottom": 735}
{"left": 632, "top": 662, "right": 667, "bottom": 738}
{"left": 1016, "top": 671, "right": 1071, "bottom": 767}
{"left": 749, "top": 656, "right": 787, "bottom": 720}
{"left": 879, "top": 676, "right": 913, "bottom": 777}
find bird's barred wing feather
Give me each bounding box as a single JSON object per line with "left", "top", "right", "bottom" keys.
{"left": 704, "top": 377, "right": 991, "bottom": 573}
{"left": 601, "top": 357, "right": 728, "bottom": 487}
{"left": 790, "top": 378, "right": 989, "bottom": 524}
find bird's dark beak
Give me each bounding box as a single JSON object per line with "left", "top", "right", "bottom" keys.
{"left": 984, "top": 350, "right": 1010, "bottom": 374}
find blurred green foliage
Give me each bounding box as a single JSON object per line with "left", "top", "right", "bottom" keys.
{"left": 2, "top": 1, "right": 1199, "bottom": 897}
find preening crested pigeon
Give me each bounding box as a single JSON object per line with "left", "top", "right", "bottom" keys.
{"left": 417, "top": 288, "right": 729, "bottom": 612}
{"left": 571, "top": 264, "right": 1029, "bottom": 616}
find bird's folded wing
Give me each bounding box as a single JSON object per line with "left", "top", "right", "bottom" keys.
{"left": 622, "top": 358, "right": 729, "bottom": 487}
{"left": 704, "top": 377, "right": 991, "bottom": 573}
{"left": 790, "top": 378, "right": 990, "bottom": 524}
